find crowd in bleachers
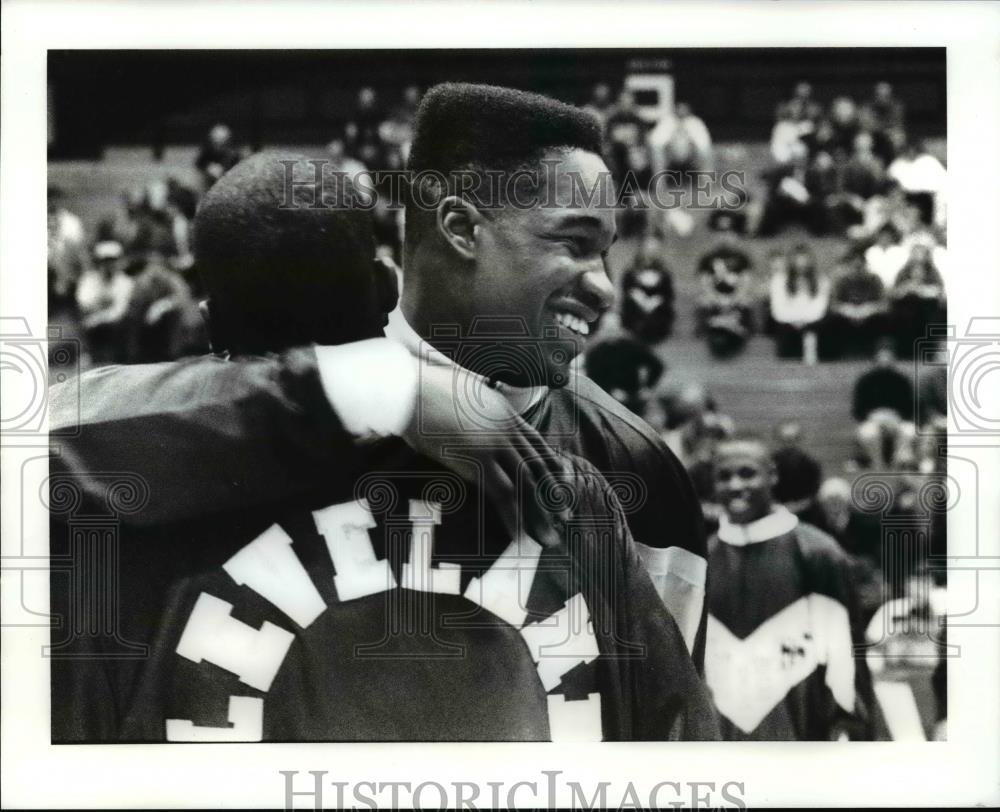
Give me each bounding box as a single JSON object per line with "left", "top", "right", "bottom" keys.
{"left": 579, "top": 77, "right": 948, "bottom": 737}
{"left": 597, "top": 79, "right": 947, "bottom": 364}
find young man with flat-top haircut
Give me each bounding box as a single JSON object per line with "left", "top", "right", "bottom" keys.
{"left": 705, "top": 436, "right": 879, "bottom": 740}
{"left": 50, "top": 151, "right": 719, "bottom": 742}
{"left": 53, "top": 84, "right": 716, "bottom": 738}
{"left": 392, "top": 84, "right": 708, "bottom": 668}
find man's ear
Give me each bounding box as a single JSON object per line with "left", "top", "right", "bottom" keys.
{"left": 436, "top": 195, "right": 483, "bottom": 262}
{"left": 372, "top": 255, "right": 400, "bottom": 322}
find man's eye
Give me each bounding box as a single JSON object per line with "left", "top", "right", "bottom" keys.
{"left": 561, "top": 238, "right": 587, "bottom": 255}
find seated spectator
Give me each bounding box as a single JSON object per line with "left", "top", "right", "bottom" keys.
{"left": 827, "top": 96, "right": 861, "bottom": 156}
{"left": 853, "top": 408, "right": 917, "bottom": 472}
{"left": 757, "top": 156, "right": 813, "bottom": 236}
{"left": 815, "top": 477, "right": 884, "bottom": 625}
{"left": 128, "top": 181, "right": 193, "bottom": 270}
{"left": 826, "top": 252, "right": 889, "bottom": 358}
{"left": 771, "top": 420, "right": 824, "bottom": 523}
{"left": 782, "top": 81, "right": 823, "bottom": 125}
{"left": 768, "top": 244, "right": 831, "bottom": 361}
{"left": 890, "top": 243, "right": 947, "bottom": 358}
{"left": 648, "top": 101, "right": 713, "bottom": 181}
{"left": 605, "top": 89, "right": 652, "bottom": 187}
{"left": 658, "top": 382, "right": 719, "bottom": 467}
{"left": 379, "top": 85, "right": 421, "bottom": 166}
{"left": 887, "top": 141, "right": 946, "bottom": 226}
{"left": 864, "top": 222, "right": 909, "bottom": 289}
{"left": 47, "top": 186, "right": 87, "bottom": 311}
{"left": 344, "top": 86, "right": 385, "bottom": 170}
{"left": 696, "top": 226, "right": 755, "bottom": 354}
{"left": 707, "top": 183, "right": 752, "bottom": 235}
{"left": 852, "top": 341, "right": 915, "bottom": 423}
{"left": 806, "top": 149, "right": 869, "bottom": 235}
{"left": 842, "top": 131, "right": 886, "bottom": 202}
{"left": 76, "top": 240, "right": 134, "bottom": 366}
{"left": 195, "top": 124, "right": 242, "bottom": 190}
{"left": 166, "top": 177, "right": 199, "bottom": 222}
{"left": 770, "top": 102, "right": 812, "bottom": 166}
{"left": 583, "top": 331, "right": 665, "bottom": 416}
{"left": 582, "top": 82, "right": 615, "bottom": 131}
{"left": 620, "top": 236, "right": 675, "bottom": 343}
{"left": 122, "top": 253, "right": 208, "bottom": 364}
{"left": 861, "top": 81, "right": 906, "bottom": 164}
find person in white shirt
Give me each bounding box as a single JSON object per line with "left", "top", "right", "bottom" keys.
{"left": 769, "top": 244, "right": 831, "bottom": 361}
{"left": 76, "top": 241, "right": 135, "bottom": 365}
{"left": 864, "top": 223, "right": 909, "bottom": 289}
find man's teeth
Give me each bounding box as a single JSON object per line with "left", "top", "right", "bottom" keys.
{"left": 555, "top": 311, "right": 590, "bottom": 336}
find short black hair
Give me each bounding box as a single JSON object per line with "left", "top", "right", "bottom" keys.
{"left": 404, "top": 83, "right": 604, "bottom": 256}
{"left": 194, "top": 151, "right": 383, "bottom": 355}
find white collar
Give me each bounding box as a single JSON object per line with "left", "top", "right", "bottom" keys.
{"left": 384, "top": 305, "right": 548, "bottom": 416}
{"left": 717, "top": 506, "right": 799, "bottom": 546}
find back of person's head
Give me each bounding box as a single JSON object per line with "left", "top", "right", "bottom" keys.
{"left": 194, "top": 151, "right": 396, "bottom": 356}
{"left": 404, "top": 83, "right": 604, "bottom": 262}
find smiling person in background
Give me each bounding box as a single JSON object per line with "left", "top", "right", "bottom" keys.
{"left": 704, "top": 436, "right": 880, "bottom": 741}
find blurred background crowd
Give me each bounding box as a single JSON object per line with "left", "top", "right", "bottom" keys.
{"left": 47, "top": 49, "right": 948, "bottom": 738}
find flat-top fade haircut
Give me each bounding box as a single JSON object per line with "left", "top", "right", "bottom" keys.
{"left": 194, "top": 151, "right": 382, "bottom": 355}
{"left": 404, "top": 82, "right": 605, "bottom": 253}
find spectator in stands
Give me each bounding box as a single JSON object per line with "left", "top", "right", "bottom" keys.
{"left": 864, "top": 222, "right": 908, "bottom": 289}
{"left": 783, "top": 80, "right": 823, "bottom": 124}
{"left": 166, "top": 177, "right": 199, "bottom": 222}
{"left": 659, "top": 382, "right": 719, "bottom": 468}
{"left": 806, "top": 149, "right": 870, "bottom": 235}
{"left": 605, "top": 88, "right": 651, "bottom": 186}
{"left": 887, "top": 141, "right": 946, "bottom": 226}
{"left": 890, "top": 242, "right": 947, "bottom": 358}
{"left": 128, "top": 181, "right": 191, "bottom": 268}
{"left": 826, "top": 252, "right": 889, "bottom": 358}
{"left": 583, "top": 331, "right": 665, "bottom": 416}
{"left": 757, "top": 155, "right": 814, "bottom": 236}
{"left": 861, "top": 81, "right": 906, "bottom": 163}
{"left": 620, "top": 235, "right": 675, "bottom": 343}
{"left": 768, "top": 244, "right": 831, "bottom": 361}
{"left": 827, "top": 96, "right": 861, "bottom": 157}
{"left": 853, "top": 407, "right": 917, "bottom": 473}
{"left": 47, "top": 186, "right": 87, "bottom": 310}
{"left": 122, "top": 253, "right": 207, "bottom": 364}
{"left": 770, "top": 102, "right": 811, "bottom": 166}
{"left": 696, "top": 225, "right": 756, "bottom": 358}
{"left": 582, "top": 82, "right": 615, "bottom": 131}
{"left": 379, "top": 85, "right": 421, "bottom": 167}
{"left": 76, "top": 240, "right": 134, "bottom": 366}
{"left": 771, "top": 420, "right": 825, "bottom": 524}
{"left": 842, "top": 131, "right": 886, "bottom": 202}
{"left": 815, "top": 477, "right": 885, "bottom": 625}
{"left": 344, "top": 86, "right": 385, "bottom": 169}
{"left": 852, "top": 340, "right": 915, "bottom": 423}
{"left": 648, "top": 101, "right": 713, "bottom": 181}
{"left": 195, "top": 124, "right": 242, "bottom": 190}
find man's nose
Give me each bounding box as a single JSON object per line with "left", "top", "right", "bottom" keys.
{"left": 580, "top": 262, "right": 616, "bottom": 312}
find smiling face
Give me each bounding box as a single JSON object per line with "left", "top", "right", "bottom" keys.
{"left": 713, "top": 441, "right": 777, "bottom": 525}
{"left": 467, "top": 148, "right": 617, "bottom": 385}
